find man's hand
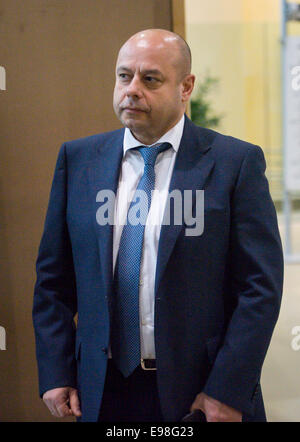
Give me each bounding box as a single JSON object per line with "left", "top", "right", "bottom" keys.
{"left": 43, "top": 387, "right": 82, "bottom": 418}
{"left": 190, "top": 392, "right": 242, "bottom": 422}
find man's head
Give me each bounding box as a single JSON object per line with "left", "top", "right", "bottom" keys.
{"left": 113, "top": 29, "right": 195, "bottom": 145}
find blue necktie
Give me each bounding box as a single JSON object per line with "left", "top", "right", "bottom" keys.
{"left": 111, "top": 142, "right": 171, "bottom": 377}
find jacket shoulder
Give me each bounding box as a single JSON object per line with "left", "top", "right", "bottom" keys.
{"left": 187, "top": 123, "right": 264, "bottom": 174}
{"left": 193, "top": 123, "right": 261, "bottom": 156}
{"left": 62, "top": 128, "right": 124, "bottom": 162}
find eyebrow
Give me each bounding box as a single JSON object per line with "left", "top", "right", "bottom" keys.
{"left": 116, "top": 66, "right": 132, "bottom": 73}
{"left": 116, "top": 66, "right": 163, "bottom": 77}
{"left": 143, "top": 69, "right": 163, "bottom": 77}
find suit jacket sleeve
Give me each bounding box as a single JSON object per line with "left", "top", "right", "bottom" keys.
{"left": 202, "top": 144, "right": 283, "bottom": 415}
{"left": 32, "top": 143, "right": 77, "bottom": 397}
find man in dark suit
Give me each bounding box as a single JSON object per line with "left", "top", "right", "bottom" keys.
{"left": 33, "top": 29, "right": 283, "bottom": 422}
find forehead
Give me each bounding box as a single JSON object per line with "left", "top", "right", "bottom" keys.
{"left": 116, "top": 39, "right": 178, "bottom": 73}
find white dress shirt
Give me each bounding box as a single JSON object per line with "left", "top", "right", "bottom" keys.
{"left": 112, "top": 115, "right": 185, "bottom": 359}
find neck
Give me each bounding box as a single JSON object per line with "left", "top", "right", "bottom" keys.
{"left": 130, "top": 114, "right": 184, "bottom": 146}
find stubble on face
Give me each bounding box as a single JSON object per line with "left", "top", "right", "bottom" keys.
{"left": 113, "top": 29, "right": 193, "bottom": 145}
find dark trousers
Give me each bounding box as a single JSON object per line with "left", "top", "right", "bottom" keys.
{"left": 98, "top": 359, "right": 164, "bottom": 422}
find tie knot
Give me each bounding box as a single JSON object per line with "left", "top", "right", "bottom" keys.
{"left": 135, "top": 142, "right": 171, "bottom": 166}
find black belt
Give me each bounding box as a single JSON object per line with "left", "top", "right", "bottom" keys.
{"left": 141, "top": 359, "right": 156, "bottom": 370}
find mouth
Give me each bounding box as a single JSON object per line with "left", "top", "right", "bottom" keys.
{"left": 123, "top": 107, "right": 146, "bottom": 113}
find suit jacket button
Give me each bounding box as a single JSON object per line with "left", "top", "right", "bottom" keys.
{"left": 101, "top": 347, "right": 108, "bottom": 354}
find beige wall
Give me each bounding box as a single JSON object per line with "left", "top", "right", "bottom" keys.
{"left": 185, "top": 0, "right": 284, "bottom": 200}
{"left": 0, "top": 0, "right": 175, "bottom": 422}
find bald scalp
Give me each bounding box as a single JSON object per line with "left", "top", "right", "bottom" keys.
{"left": 119, "top": 29, "right": 192, "bottom": 82}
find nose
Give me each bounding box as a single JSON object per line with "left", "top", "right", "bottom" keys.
{"left": 126, "top": 74, "right": 143, "bottom": 99}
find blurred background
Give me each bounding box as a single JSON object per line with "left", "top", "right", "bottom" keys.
{"left": 0, "top": 0, "right": 299, "bottom": 421}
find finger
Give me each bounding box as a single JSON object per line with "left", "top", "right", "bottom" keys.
{"left": 190, "top": 394, "right": 204, "bottom": 412}
{"left": 69, "top": 389, "right": 82, "bottom": 417}
{"left": 56, "top": 400, "right": 73, "bottom": 417}
{"left": 54, "top": 393, "right": 73, "bottom": 417}
{"left": 43, "top": 398, "right": 59, "bottom": 417}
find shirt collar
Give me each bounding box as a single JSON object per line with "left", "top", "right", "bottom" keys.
{"left": 123, "top": 114, "right": 185, "bottom": 156}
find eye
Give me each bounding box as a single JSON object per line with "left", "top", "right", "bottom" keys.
{"left": 118, "top": 73, "right": 130, "bottom": 81}
{"left": 144, "top": 76, "right": 162, "bottom": 88}
{"left": 144, "top": 76, "right": 157, "bottom": 83}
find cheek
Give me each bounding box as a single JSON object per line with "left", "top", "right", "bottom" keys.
{"left": 113, "top": 83, "right": 124, "bottom": 99}
{"left": 113, "top": 88, "right": 123, "bottom": 112}
{"left": 151, "top": 95, "right": 175, "bottom": 116}
{"left": 113, "top": 85, "right": 119, "bottom": 101}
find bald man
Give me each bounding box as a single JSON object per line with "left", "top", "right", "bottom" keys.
{"left": 33, "top": 29, "right": 283, "bottom": 422}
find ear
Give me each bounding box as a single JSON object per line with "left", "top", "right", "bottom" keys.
{"left": 181, "top": 74, "right": 195, "bottom": 103}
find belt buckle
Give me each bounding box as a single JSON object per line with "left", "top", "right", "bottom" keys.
{"left": 141, "top": 358, "right": 156, "bottom": 371}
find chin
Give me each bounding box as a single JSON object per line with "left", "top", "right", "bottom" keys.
{"left": 122, "top": 118, "right": 144, "bottom": 132}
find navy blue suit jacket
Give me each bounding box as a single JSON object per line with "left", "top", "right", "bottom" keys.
{"left": 33, "top": 116, "right": 283, "bottom": 422}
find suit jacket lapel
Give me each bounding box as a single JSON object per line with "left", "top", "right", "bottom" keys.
{"left": 155, "top": 116, "right": 215, "bottom": 295}
{"left": 89, "top": 129, "right": 124, "bottom": 293}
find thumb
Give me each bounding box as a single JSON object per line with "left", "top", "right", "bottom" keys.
{"left": 69, "top": 388, "right": 82, "bottom": 417}
{"left": 190, "top": 392, "right": 205, "bottom": 412}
